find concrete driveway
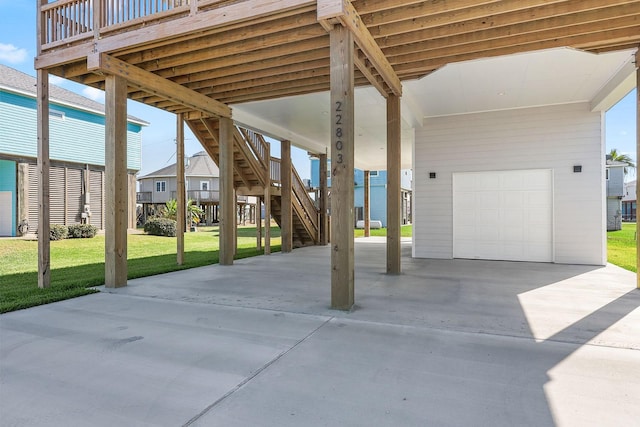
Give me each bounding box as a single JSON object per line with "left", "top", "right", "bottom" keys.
{"left": 1, "top": 239, "right": 639, "bottom": 426}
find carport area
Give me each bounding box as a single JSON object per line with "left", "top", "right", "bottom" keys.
{"left": 1, "top": 239, "right": 639, "bottom": 426}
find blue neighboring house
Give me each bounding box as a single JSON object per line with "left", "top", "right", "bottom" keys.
{"left": 0, "top": 64, "right": 147, "bottom": 236}
{"left": 310, "top": 158, "right": 412, "bottom": 227}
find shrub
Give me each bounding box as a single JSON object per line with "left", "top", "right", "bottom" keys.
{"left": 144, "top": 217, "right": 177, "bottom": 237}
{"left": 67, "top": 224, "right": 98, "bottom": 239}
{"left": 50, "top": 224, "right": 68, "bottom": 241}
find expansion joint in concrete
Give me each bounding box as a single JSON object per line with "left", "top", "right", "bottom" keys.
{"left": 182, "top": 316, "right": 334, "bottom": 426}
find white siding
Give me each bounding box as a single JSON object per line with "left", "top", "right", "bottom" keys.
{"left": 414, "top": 103, "right": 605, "bottom": 265}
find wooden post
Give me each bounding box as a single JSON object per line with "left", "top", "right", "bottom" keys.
{"left": 319, "top": 152, "right": 328, "bottom": 245}
{"left": 233, "top": 191, "right": 238, "bottom": 255}
{"left": 176, "top": 113, "right": 185, "bottom": 265}
{"left": 386, "top": 93, "right": 401, "bottom": 274}
{"left": 256, "top": 196, "right": 262, "bottom": 250}
{"left": 281, "top": 140, "right": 293, "bottom": 252}
{"left": 264, "top": 143, "right": 271, "bottom": 255}
{"left": 128, "top": 173, "right": 136, "bottom": 229}
{"left": 635, "top": 47, "right": 639, "bottom": 289}
{"left": 330, "top": 24, "right": 355, "bottom": 310}
{"left": 17, "top": 163, "right": 29, "bottom": 235}
{"left": 219, "top": 117, "right": 234, "bottom": 265}
{"left": 37, "top": 69, "right": 50, "bottom": 288}
{"left": 105, "top": 74, "right": 128, "bottom": 288}
{"left": 364, "top": 170, "right": 370, "bottom": 237}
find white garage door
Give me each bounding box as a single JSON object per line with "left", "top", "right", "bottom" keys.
{"left": 0, "top": 192, "right": 13, "bottom": 237}
{"left": 453, "top": 169, "right": 553, "bottom": 262}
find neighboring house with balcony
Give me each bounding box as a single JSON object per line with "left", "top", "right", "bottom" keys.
{"left": 0, "top": 64, "right": 146, "bottom": 237}
{"left": 606, "top": 157, "right": 627, "bottom": 231}
{"left": 137, "top": 151, "right": 256, "bottom": 225}
{"left": 310, "top": 158, "right": 412, "bottom": 227}
{"left": 622, "top": 180, "right": 636, "bottom": 222}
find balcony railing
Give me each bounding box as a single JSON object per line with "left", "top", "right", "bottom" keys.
{"left": 39, "top": 0, "right": 229, "bottom": 49}
{"left": 136, "top": 191, "right": 152, "bottom": 203}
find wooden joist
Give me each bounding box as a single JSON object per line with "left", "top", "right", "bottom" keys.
{"left": 318, "top": 0, "right": 401, "bottom": 97}
{"left": 87, "top": 53, "right": 230, "bottom": 118}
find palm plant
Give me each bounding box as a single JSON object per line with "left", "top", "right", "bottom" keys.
{"left": 161, "top": 199, "right": 204, "bottom": 224}
{"left": 608, "top": 148, "right": 635, "bottom": 175}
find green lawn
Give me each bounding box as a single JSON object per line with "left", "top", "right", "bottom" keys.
{"left": 0, "top": 226, "right": 281, "bottom": 313}
{"left": 607, "top": 222, "right": 636, "bottom": 273}
{"left": 354, "top": 224, "right": 413, "bottom": 238}
{"left": 2, "top": 221, "right": 634, "bottom": 313}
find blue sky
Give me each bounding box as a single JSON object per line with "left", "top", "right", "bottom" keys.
{"left": 1, "top": 2, "right": 637, "bottom": 181}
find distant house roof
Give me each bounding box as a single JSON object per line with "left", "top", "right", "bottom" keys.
{"left": 0, "top": 64, "right": 148, "bottom": 126}
{"left": 606, "top": 160, "right": 630, "bottom": 168}
{"left": 139, "top": 151, "right": 219, "bottom": 179}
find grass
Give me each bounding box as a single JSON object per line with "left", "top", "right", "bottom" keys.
{"left": 354, "top": 224, "right": 413, "bottom": 238}
{"left": 2, "top": 221, "right": 633, "bottom": 313}
{"left": 0, "top": 225, "right": 281, "bottom": 313}
{"left": 607, "top": 222, "right": 636, "bottom": 273}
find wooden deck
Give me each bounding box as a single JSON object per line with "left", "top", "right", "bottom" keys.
{"left": 37, "top": 0, "right": 640, "bottom": 109}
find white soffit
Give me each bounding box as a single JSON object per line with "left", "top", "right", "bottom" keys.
{"left": 232, "top": 47, "right": 636, "bottom": 170}
{"left": 233, "top": 87, "right": 414, "bottom": 171}
{"left": 406, "top": 47, "right": 636, "bottom": 118}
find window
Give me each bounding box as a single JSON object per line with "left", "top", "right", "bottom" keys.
{"left": 156, "top": 181, "right": 166, "bottom": 192}
{"left": 201, "top": 181, "right": 209, "bottom": 191}
{"left": 370, "top": 170, "right": 379, "bottom": 177}
{"left": 49, "top": 109, "right": 65, "bottom": 120}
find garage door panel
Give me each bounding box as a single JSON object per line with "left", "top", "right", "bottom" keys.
{"left": 453, "top": 169, "right": 552, "bottom": 262}
{"left": 503, "top": 226, "right": 523, "bottom": 241}
{"left": 503, "top": 192, "right": 524, "bottom": 208}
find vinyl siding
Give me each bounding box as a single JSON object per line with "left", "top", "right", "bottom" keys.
{"left": 0, "top": 91, "right": 142, "bottom": 170}
{"left": 414, "top": 102, "right": 605, "bottom": 265}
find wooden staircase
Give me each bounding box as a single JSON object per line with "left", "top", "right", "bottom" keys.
{"left": 186, "top": 117, "right": 319, "bottom": 247}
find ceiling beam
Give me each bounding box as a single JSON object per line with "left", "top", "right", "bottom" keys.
{"left": 87, "top": 53, "right": 231, "bottom": 118}
{"left": 318, "top": 0, "right": 401, "bottom": 96}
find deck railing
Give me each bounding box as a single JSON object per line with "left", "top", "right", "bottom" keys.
{"left": 270, "top": 158, "right": 281, "bottom": 184}
{"left": 40, "top": 0, "right": 229, "bottom": 48}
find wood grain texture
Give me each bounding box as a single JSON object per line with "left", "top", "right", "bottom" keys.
{"left": 386, "top": 94, "right": 401, "bottom": 274}
{"left": 37, "top": 69, "right": 50, "bottom": 289}
{"left": 176, "top": 113, "right": 185, "bottom": 265}
{"left": 219, "top": 117, "right": 234, "bottom": 265}
{"left": 281, "top": 140, "right": 293, "bottom": 252}
{"left": 105, "top": 74, "right": 128, "bottom": 288}
{"left": 330, "top": 24, "right": 355, "bottom": 310}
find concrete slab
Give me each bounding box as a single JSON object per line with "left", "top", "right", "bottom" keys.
{"left": 1, "top": 239, "right": 639, "bottom": 426}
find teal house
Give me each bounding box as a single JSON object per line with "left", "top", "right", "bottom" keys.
{"left": 310, "top": 158, "right": 412, "bottom": 227}
{"left": 0, "top": 64, "right": 146, "bottom": 236}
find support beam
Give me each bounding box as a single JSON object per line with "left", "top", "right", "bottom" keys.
{"left": 329, "top": 24, "right": 355, "bottom": 310}
{"left": 635, "top": 47, "right": 639, "bottom": 289}
{"left": 87, "top": 53, "right": 231, "bottom": 118}
{"left": 17, "top": 163, "right": 29, "bottom": 236}
{"left": 386, "top": 94, "right": 401, "bottom": 274}
{"left": 364, "top": 170, "right": 370, "bottom": 238}
{"left": 318, "top": 0, "right": 402, "bottom": 97}
{"left": 37, "top": 69, "right": 50, "bottom": 288}
{"left": 105, "top": 74, "right": 128, "bottom": 288}
{"left": 176, "top": 113, "right": 185, "bottom": 265}
{"left": 281, "top": 140, "right": 293, "bottom": 252}
{"left": 319, "top": 152, "right": 329, "bottom": 245}
{"left": 264, "top": 144, "right": 272, "bottom": 255}
{"left": 256, "top": 196, "right": 262, "bottom": 250}
{"left": 219, "top": 117, "right": 234, "bottom": 265}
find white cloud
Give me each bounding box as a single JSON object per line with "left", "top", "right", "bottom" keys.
{"left": 82, "top": 86, "right": 105, "bottom": 102}
{"left": 49, "top": 75, "right": 66, "bottom": 86}
{"left": 0, "top": 43, "right": 28, "bottom": 64}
